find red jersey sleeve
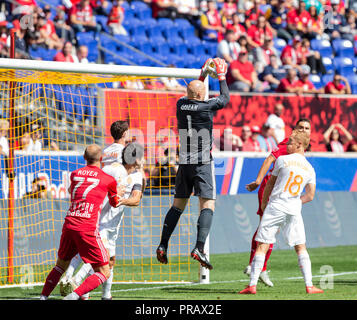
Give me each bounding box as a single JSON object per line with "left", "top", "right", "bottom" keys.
{"left": 107, "top": 177, "right": 120, "bottom": 208}
{"left": 271, "top": 137, "right": 289, "bottom": 159}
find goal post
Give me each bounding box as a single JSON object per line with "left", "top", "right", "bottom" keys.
{"left": 0, "top": 57, "right": 212, "bottom": 286}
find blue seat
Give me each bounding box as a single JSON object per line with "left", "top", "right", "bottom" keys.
{"left": 183, "top": 54, "right": 198, "bottom": 68}
{"left": 333, "top": 57, "right": 354, "bottom": 76}
{"left": 322, "top": 57, "right": 334, "bottom": 74}
{"left": 146, "top": 24, "right": 165, "bottom": 42}
{"left": 274, "top": 38, "right": 287, "bottom": 52}
{"left": 153, "top": 42, "right": 170, "bottom": 56}
{"left": 209, "top": 77, "right": 220, "bottom": 91}
{"left": 76, "top": 32, "right": 95, "bottom": 46}
{"left": 322, "top": 74, "right": 334, "bottom": 85}
{"left": 96, "top": 15, "right": 109, "bottom": 33}
{"left": 309, "top": 74, "right": 323, "bottom": 89}
{"left": 135, "top": 40, "right": 154, "bottom": 54}
{"left": 169, "top": 41, "right": 188, "bottom": 56}
{"left": 313, "top": 39, "right": 333, "bottom": 58}
{"left": 187, "top": 40, "right": 205, "bottom": 56}
{"left": 332, "top": 39, "right": 354, "bottom": 58}
{"left": 131, "top": 1, "right": 152, "bottom": 20}
{"left": 178, "top": 25, "right": 196, "bottom": 41}
{"left": 157, "top": 18, "right": 174, "bottom": 28}
{"left": 124, "top": 8, "right": 135, "bottom": 20}
{"left": 129, "top": 22, "right": 147, "bottom": 40}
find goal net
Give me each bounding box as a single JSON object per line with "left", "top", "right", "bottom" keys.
{"left": 0, "top": 59, "right": 209, "bottom": 286}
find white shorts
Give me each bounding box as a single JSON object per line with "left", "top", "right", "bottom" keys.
{"left": 99, "top": 211, "right": 124, "bottom": 257}
{"left": 255, "top": 204, "right": 306, "bottom": 247}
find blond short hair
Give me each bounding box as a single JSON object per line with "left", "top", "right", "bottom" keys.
{"left": 289, "top": 130, "right": 310, "bottom": 150}
{"left": 0, "top": 119, "right": 9, "bottom": 130}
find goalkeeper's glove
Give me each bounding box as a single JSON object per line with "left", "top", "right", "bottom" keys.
{"left": 213, "top": 57, "right": 228, "bottom": 81}
{"left": 198, "top": 58, "right": 215, "bottom": 81}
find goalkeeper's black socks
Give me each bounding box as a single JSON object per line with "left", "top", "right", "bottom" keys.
{"left": 159, "top": 206, "right": 183, "bottom": 250}
{"left": 195, "top": 208, "right": 214, "bottom": 252}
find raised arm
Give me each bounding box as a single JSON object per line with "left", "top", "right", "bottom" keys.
{"left": 336, "top": 123, "right": 353, "bottom": 142}
{"left": 323, "top": 124, "right": 336, "bottom": 144}
{"left": 246, "top": 154, "right": 276, "bottom": 191}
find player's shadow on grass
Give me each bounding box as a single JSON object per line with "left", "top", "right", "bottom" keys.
{"left": 332, "top": 279, "right": 357, "bottom": 286}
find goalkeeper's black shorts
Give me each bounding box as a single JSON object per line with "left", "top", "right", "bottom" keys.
{"left": 174, "top": 161, "right": 216, "bottom": 200}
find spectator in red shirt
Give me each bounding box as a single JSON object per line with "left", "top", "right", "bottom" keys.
{"left": 39, "top": 10, "right": 63, "bottom": 50}
{"left": 295, "top": 65, "right": 321, "bottom": 94}
{"left": 219, "top": 127, "right": 242, "bottom": 151}
{"left": 53, "top": 41, "right": 75, "bottom": 62}
{"left": 69, "top": 0, "right": 101, "bottom": 35}
{"left": 200, "top": 0, "right": 225, "bottom": 41}
{"left": 276, "top": 67, "right": 303, "bottom": 94}
{"left": 11, "top": 0, "right": 37, "bottom": 18}
{"left": 307, "top": 5, "right": 325, "bottom": 39}
{"left": 324, "top": 73, "right": 351, "bottom": 94}
{"left": 245, "top": 0, "right": 265, "bottom": 29}
{"left": 107, "top": 0, "right": 128, "bottom": 36}
{"left": 220, "top": 0, "right": 237, "bottom": 27}
{"left": 280, "top": 35, "right": 304, "bottom": 74}
{"left": 247, "top": 15, "right": 274, "bottom": 48}
{"left": 227, "top": 51, "right": 263, "bottom": 92}
{"left": 286, "top": 0, "right": 311, "bottom": 38}
{"left": 240, "top": 125, "right": 261, "bottom": 152}
{"left": 227, "top": 12, "right": 247, "bottom": 39}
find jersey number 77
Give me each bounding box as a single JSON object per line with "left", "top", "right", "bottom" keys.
{"left": 72, "top": 177, "right": 100, "bottom": 200}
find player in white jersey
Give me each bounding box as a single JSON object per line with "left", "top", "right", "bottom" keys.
{"left": 239, "top": 131, "right": 324, "bottom": 295}
{"left": 60, "top": 142, "right": 145, "bottom": 299}
{"left": 101, "top": 120, "right": 129, "bottom": 166}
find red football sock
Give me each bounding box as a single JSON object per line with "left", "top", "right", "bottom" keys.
{"left": 41, "top": 265, "right": 64, "bottom": 297}
{"left": 74, "top": 272, "right": 107, "bottom": 297}
{"left": 262, "top": 244, "right": 274, "bottom": 272}
{"left": 249, "top": 229, "right": 258, "bottom": 265}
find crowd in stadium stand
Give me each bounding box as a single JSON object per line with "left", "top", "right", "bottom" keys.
{"left": 0, "top": 0, "right": 357, "bottom": 94}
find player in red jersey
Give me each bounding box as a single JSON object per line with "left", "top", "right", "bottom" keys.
{"left": 40, "top": 144, "right": 122, "bottom": 300}
{"left": 243, "top": 118, "right": 311, "bottom": 287}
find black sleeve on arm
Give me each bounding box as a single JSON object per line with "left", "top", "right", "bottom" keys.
{"left": 219, "top": 80, "right": 230, "bottom": 106}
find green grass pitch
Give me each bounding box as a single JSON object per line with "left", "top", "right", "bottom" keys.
{"left": 0, "top": 245, "right": 356, "bottom": 300}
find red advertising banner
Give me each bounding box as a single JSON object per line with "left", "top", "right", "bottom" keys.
{"left": 104, "top": 90, "right": 357, "bottom": 152}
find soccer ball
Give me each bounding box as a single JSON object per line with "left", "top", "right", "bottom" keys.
{"left": 207, "top": 60, "right": 218, "bottom": 79}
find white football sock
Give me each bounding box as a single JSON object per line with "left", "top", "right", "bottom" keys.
{"left": 73, "top": 263, "right": 93, "bottom": 285}
{"left": 64, "top": 254, "right": 82, "bottom": 281}
{"left": 249, "top": 254, "right": 265, "bottom": 287}
{"left": 298, "top": 251, "right": 313, "bottom": 287}
{"left": 102, "top": 268, "right": 114, "bottom": 299}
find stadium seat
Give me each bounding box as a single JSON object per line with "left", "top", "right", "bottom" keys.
{"left": 334, "top": 57, "right": 354, "bottom": 76}
{"left": 96, "top": 15, "right": 109, "bottom": 33}
{"left": 322, "top": 57, "right": 334, "bottom": 74}
{"left": 129, "top": 24, "right": 148, "bottom": 42}
{"left": 209, "top": 77, "right": 220, "bottom": 91}
{"left": 153, "top": 42, "right": 171, "bottom": 56}
{"left": 273, "top": 38, "right": 287, "bottom": 52}
{"left": 76, "top": 32, "right": 95, "bottom": 46}
{"left": 187, "top": 40, "right": 205, "bottom": 56}
{"left": 322, "top": 74, "right": 334, "bottom": 85}
{"left": 146, "top": 24, "right": 165, "bottom": 43}
{"left": 169, "top": 41, "right": 188, "bottom": 56}
{"left": 183, "top": 54, "right": 197, "bottom": 68}
{"left": 332, "top": 39, "right": 354, "bottom": 58}
{"left": 309, "top": 74, "right": 323, "bottom": 89}
{"left": 131, "top": 1, "right": 152, "bottom": 20}
{"left": 312, "top": 39, "right": 333, "bottom": 58}
{"left": 124, "top": 8, "right": 135, "bottom": 20}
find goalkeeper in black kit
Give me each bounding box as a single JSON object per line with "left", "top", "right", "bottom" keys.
{"left": 156, "top": 58, "right": 230, "bottom": 270}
